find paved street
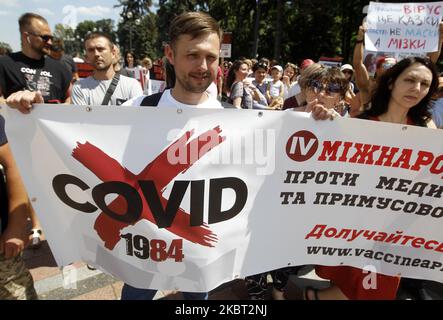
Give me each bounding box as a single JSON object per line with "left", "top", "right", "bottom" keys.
{"left": 24, "top": 239, "right": 329, "bottom": 300}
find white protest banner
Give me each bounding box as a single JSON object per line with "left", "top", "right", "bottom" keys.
{"left": 366, "top": 1, "right": 443, "bottom": 53}
{"left": 3, "top": 105, "right": 443, "bottom": 292}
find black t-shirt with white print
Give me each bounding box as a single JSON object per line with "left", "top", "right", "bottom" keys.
{"left": 0, "top": 52, "right": 72, "bottom": 103}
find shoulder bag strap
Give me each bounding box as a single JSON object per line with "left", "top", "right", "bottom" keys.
{"left": 101, "top": 73, "right": 120, "bottom": 105}
{"left": 140, "top": 92, "right": 164, "bottom": 107}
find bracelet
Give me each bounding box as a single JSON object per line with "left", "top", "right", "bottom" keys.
{"left": 355, "top": 39, "right": 364, "bottom": 43}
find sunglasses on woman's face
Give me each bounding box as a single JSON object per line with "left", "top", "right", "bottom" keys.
{"left": 309, "top": 80, "right": 342, "bottom": 95}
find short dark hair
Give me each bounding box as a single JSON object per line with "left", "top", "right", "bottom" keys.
{"left": 252, "top": 61, "right": 269, "bottom": 72}
{"left": 365, "top": 56, "right": 438, "bottom": 127}
{"left": 163, "top": 57, "right": 176, "bottom": 89}
{"left": 169, "top": 12, "right": 222, "bottom": 48}
{"left": 84, "top": 32, "right": 114, "bottom": 49}
{"left": 19, "top": 13, "right": 48, "bottom": 33}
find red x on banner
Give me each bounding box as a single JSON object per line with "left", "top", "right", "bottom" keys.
{"left": 71, "top": 126, "right": 225, "bottom": 250}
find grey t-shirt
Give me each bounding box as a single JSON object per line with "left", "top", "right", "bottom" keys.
{"left": 229, "top": 81, "right": 253, "bottom": 109}
{"left": 432, "top": 98, "right": 443, "bottom": 129}
{"left": 72, "top": 74, "right": 143, "bottom": 106}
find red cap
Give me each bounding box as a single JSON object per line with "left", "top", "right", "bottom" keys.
{"left": 300, "top": 59, "right": 315, "bottom": 70}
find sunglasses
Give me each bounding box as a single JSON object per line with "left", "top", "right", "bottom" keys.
{"left": 27, "top": 32, "right": 53, "bottom": 42}
{"left": 308, "top": 80, "right": 342, "bottom": 95}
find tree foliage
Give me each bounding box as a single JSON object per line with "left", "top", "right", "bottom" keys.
{"left": 0, "top": 42, "right": 12, "bottom": 54}
{"left": 54, "top": 0, "right": 440, "bottom": 66}
{"left": 151, "top": 0, "right": 370, "bottom": 64}
{"left": 54, "top": 20, "right": 118, "bottom": 55}
{"left": 115, "top": 0, "right": 158, "bottom": 60}
{"left": 53, "top": 24, "right": 79, "bottom": 54}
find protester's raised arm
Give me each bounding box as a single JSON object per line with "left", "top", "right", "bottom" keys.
{"left": 353, "top": 25, "right": 370, "bottom": 92}
{"left": 428, "top": 22, "right": 443, "bottom": 64}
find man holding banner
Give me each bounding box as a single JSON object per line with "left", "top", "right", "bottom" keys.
{"left": 120, "top": 11, "right": 225, "bottom": 300}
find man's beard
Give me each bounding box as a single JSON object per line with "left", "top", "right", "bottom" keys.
{"left": 95, "top": 62, "right": 112, "bottom": 71}
{"left": 176, "top": 71, "right": 213, "bottom": 94}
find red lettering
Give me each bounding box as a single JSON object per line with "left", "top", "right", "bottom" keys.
{"left": 430, "top": 155, "right": 443, "bottom": 176}
{"left": 392, "top": 149, "right": 413, "bottom": 169}
{"left": 411, "top": 151, "right": 434, "bottom": 171}
{"left": 318, "top": 141, "right": 342, "bottom": 161}
{"left": 388, "top": 38, "right": 401, "bottom": 49}
{"left": 375, "top": 146, "right": 399, "bottom": 166}
{"left": 349, "top": 144, "right": 380, "bottom": 164}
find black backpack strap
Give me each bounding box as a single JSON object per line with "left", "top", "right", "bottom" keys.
{"left": 101, "top": 74, "right": 120, "bottom": 105}
{"left": 140, "top": 92, "right": 164, "bottom": 107}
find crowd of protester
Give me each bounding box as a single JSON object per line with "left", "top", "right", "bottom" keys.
{"left": 0, "top": 10, "right": 442, "bottom": 301}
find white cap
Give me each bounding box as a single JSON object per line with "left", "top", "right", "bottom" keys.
{"left": 271, "top": 65, "right": 283, "bottom": 73}
{"left": 340, "top": 64, "right": 354, "bottom": 72}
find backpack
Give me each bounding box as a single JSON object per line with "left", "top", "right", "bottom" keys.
{"left": 140, "top": 92, "right": 164, "bottom": 107}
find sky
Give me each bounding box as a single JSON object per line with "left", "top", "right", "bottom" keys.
{"left": 0, "top": 0, "right": 156, "bottom": 51}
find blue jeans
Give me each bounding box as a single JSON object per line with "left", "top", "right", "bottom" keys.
{"left": 121, "top": 283, "right": 208, "bottom": 300}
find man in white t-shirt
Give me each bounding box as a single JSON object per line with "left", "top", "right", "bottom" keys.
{"left": 72, "top": 32, "right": 143, "bottom": 106}
{"left": 125, "top": 13, "right": 222, "bottom": 111}
{"left": 121, "top": 12, "right": 223, "bottom": 300}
